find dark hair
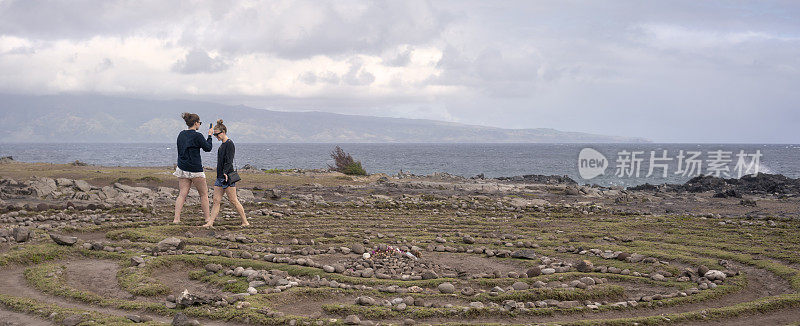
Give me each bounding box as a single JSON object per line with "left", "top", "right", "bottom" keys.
{"left": 181, "top": 112, "right": 200, "bottom": 127}
{"left": 214, "top": 119, "right": 227, "bottom": 134}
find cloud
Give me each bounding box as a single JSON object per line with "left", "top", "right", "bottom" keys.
{"left": 634, "top": 23, "right": 800, "bottom": 51}
{"left": 0, "top": 0, "right": 799, "bottom": 142}
{"left": 343, "top": 57, "right": 375, "bottom": 86}
{"left": 171, "top": 49, "right": 228, "bottom": 74}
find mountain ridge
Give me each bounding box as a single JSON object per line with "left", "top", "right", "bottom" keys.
{"left": 0, "top": 94, "right": 649, "bottom": 143}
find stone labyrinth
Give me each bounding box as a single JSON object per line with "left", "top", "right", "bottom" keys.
{"left": 0, "top": 175, "right": 799, "bottom": 325}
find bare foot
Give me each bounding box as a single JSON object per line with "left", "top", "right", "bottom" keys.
{"left": 172, "top": 219, "right": 180, "bottom": 224}
{"left": 200, "top": 223, "right": 214, "bottom": 228}
{"left": 240, "top": 223, "right": 250, "bottom": 227}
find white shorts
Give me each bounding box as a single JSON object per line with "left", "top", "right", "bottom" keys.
{"left": 173, "top": 167, "right": 206, "bottom": 179}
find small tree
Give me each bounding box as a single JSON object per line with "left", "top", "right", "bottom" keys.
{"left": 328, "top": 146, "right": 366, "bottom": 175}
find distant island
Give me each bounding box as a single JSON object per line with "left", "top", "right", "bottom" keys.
{"left": 0, "top": 94, "right": 649, "bottom": 143}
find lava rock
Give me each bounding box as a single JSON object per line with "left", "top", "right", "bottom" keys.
{"left": 437, "top": 282, "right": 455, "bottom": 294}
{"left": 356, "top": 296, "right": 376, "bottom": 306}
{"left": 512, "top": 281, "right": 530, "bottom": 291}
{"left": 698, "top": 265, "right": 710, "bottom": 276}
{"left": 345, "top": 315, "right": 360, "bottom": 325}
{"left": 576, "top": 260, "right": 594, "bottom": 273}
{"left": 351, "top": 243, "right": 365, "bottom": 255}
{"left": 204, "top": 263, "right": 222, "bottom": 273}
{"left": 704, "top": 270, "right": 726, "bottom": 281}
{"left": 50, "top": 234, "right": 77, "bottom": 246}
{"left": 157, "top": 237, "right": 185, "bottom": 252}
{"left": 12, "top": 227, "right": 30, "bottom": 243}
{"left": 511, "top": 249, "right": 537, "bottom": 260}
{"left": 526, "top": 266, "right": 541, "bottom": 277}
{"left": 421, "top": 270, "right": 439, "bottom": 280}
{"left": 131, "top": 256, "right": 145, "bottom": 266}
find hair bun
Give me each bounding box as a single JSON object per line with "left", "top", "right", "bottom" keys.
{"left": 216, "top": 119, "right": 224, "bottom": 124}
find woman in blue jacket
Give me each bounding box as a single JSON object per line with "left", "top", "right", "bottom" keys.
{"left": 173, "top": 112, "right": 213, "bottom": 224}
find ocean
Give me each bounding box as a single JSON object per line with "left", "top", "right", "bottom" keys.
{"left": 1, "top": 143, "right": 798, "bottom": 187}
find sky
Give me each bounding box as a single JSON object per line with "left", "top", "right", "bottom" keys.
{"left": 0, "top": 0, "right": 798, "bottom": 143}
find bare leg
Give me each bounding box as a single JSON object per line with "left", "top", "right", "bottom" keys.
{"left": 225, "top": 187, "right": 249, "bottom": 226}
{"left": 173, "top": 178, "right": 192, "bottom": 223}
{"left": 192, "top": 177, "right": 210, "bottom": 223}
{"left": 203, "top": 186, "right": 224, "bottom": 227}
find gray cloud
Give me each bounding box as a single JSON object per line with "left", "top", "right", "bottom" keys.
{"left": 0, "top": 0, "right": 799, "bottom": 142}
{"left": 171, "top": 49, "right": 228, "bottom": 74}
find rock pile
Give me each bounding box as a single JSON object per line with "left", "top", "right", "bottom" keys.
{"left": 0, "top": 176, "right": 256, "bottom": 210}
{"left": 336, "top": 249, "right": 460, "bottom": 280}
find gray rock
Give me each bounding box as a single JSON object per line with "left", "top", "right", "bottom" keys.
{"left": 345, "top": 315, "right": 360, "bottom": 325}
{"left": 698, "top": 265, "right": 710, "bottom": 276}
{"left": 50, "top": 234, "right": 77, "bottom": 246}
{"left": 576, "top": 260, "right": 594, "bottom": 272}
{"left": 131, "top": 256, "right": 145, "bottom": 266}
{"left": 332, "top": 264, "right": 345, "bottom": 273}
{"left": 323, "top": 265, "right": 335, "bottom": 273}
{"left": 437, "top": 282, "right": 455, "bottom": 294}
{"left": 512, "top": 281, "right": 530, "bottom": 291}
{"left": 351, "top": 243, "right": 365, "bottom": 255}
{"left": 12, "top": 227, "right": 29, "bottom": 242}
{"left": 628, "top": 253, "right": 646, "bottom": 263}
{"left": 421, "top": 270, "right": 439, "bottom": 280}
{"left": 361, "top": 268, "right": 374, "bottom": 278}
{"left": 204, "top": 263, "right": 222, "bottom": 273}
{"left": 74, "top": 180, "right": 93, "bottom": 192}
{"left": 356, "top": 296, "right": 376, "bottom": 306}
{"left": 157, "top": 237, "right": 185, "bottom": 252}
{"left": 511, "top": 249, "right": 537, "bottom": 259}
{"left": 469, "top": 302, "right": 485, "bottom": 309}
{"left": 704, "top": 270, "right": 726, "bottom": 281}
{"left": 266, "top": 189, "right": 282, "bottom": 199}
{"left": 541, "top": 268, "right": 556, "bottom": 275}
{"left": 526, "top": 266, "right": 541, "bottom": 277}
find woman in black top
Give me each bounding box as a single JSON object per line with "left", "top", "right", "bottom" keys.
{"left": 173, "top": 113, "right": 213, "bottom": 224}
{"left": 203, "top": 119, "right": 249, "bottom": 227}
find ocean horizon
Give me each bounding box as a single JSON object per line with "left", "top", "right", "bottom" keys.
{"left": 2, "top": 143, "right": 798, "bottom": 187}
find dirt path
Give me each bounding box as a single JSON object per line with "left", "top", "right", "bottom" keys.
{"left": 404, "top": 263, "right": 796, "bottom": 324}
{"left": 0, "top": 305, "right": 52, "bottom": 326}
{"left": 678, "top": 308, "right": 800, "bottom": 326}
{"left": 150, "top": 263, "right": 228, "bottom": 298}
{"left": 0, "top": 265, "right": 172, "bottom": 324}
{"left": 64, "top": 260, "right": 140, "bottom": 300}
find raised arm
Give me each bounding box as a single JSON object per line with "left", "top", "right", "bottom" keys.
{"left": 197, "top": 132, "right": 213, "bottom": 152}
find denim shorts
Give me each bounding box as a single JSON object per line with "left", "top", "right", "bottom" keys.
{"left": 214, "top": 177, "right": 236, "bottom": 189}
